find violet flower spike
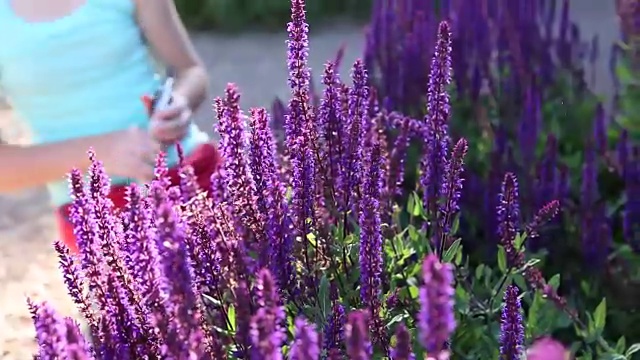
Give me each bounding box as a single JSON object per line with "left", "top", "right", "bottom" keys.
{"left": 438, "top": 138, "right": 469, "bottom": 246}
{"left": 250, "top": 269, "right": 286, "bottom": 360}
{"left": 345, "top": 311, "right": 372, "bottom": 360}
{"left": 497, "top": 173, "right": 523, "bottom": 266}
{"left": 499, "top": 285, "right": 524, "bottom": 360}
{"left": 418, "top": 254, "right": 456, "bottom": 353}
{"left": 290, "top": 317, "right": 320, "bottom": 360}
{"left": 215, "top": 85, "right": 263, "bottom": 243}
{"left": 420, "top": 20, "right": 453, "bottom": 224}
{"left": 390, "top": 323, "right": 415, "bottom": 360}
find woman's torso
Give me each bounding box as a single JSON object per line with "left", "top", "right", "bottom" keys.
{"left": 0, "top": 0, "right": 208, "bottom": 206}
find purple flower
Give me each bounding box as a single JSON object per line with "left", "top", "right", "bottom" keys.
{"left": 215, "top": 86, "right": 264, "bottom": 243}
{"left": 285, "top": 0, "right": 317, "bottom": 250}
{"left": 420, "top": 21, "right": 453, "bottom": 224}
{"left": 500, "top": 285, "right": 524, "bottom": 360}
{"left": 359, "top": 134, "right": 384, "bottom": 304}
{"left": 497, "top": 173, "right": 523, "bottom": 266}
{"left": 290, "top": 317, "right": 320, "bottom": 360}
{"left": 61, "top": 317, "right": 94, "bottom": 359}
{"left": 155, "top": 201, "right": 207, "bottom": 357}
{"left": 250, "top": 269, "right": 286, "bottom": 360}
{"left": 249, "top": 107, "right": 284, "bottom": 267}
{"left": 324, "top": 302, "right": 346, "bottom": 356}
{"left": 438, "top": 138, "right": 469, "bottom": 246}
{"left": 32, "top": 301, "right": 65, "bottom": 358}
{"left": 318, "top": 61, "right": 347, "bottom": 202}
{"left": 345, "top": 311, "right": 372, "bottom": 360}
{"left": 339, "top": 59, "right": 370, "bottom": 213}
{"left": 525, "top": 200, "right": 561, "bottom": 243}
{"left": 390, "top": 324, "right": 414, "bottom": 360}
{"left": 418, "top": 254, "right": 456, "bottom": 353}
{"left": 53, "top": 241, "right": 97, "bottom": 336}
{"left": 388, "top": 115, "right": 411, "bottom": 200}
{"left": 580, "top": 144, "right": 609, "bottom": 267}
{"left": 234, "top": 280, "right": 253, "bottom": 356}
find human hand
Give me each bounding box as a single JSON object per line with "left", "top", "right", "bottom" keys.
{"left": 96, "top": 127, "right": 162, "bottom": 183}
{"left": 145, "top": 93, "right": 192, "bottom": 146}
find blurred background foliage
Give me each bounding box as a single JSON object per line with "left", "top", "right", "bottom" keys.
{"left": 175, "top": 0, "right": 372, "bottom": 31}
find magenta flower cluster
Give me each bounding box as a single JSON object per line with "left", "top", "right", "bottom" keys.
{"left": 29, "top": 0, "right": 572, "bottom": 359}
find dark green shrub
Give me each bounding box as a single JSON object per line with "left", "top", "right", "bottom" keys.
{"left": 175, "top": 0, "right": 372, "bottom": 31}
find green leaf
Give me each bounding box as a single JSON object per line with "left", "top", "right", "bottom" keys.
{"left": 407, "top": 192, "right": 424, "bottom": 217}
{"left": 593, "top": 298, "right": 607, "bottom": 335}
{"left": 475, "top": 264, "right": 485, "bottom": 280}
{"left": 615, "top": 337, "right": 627, "bottom": 354}
{"left": 497, "top": 246, "right": 507, "bottom": 273}
{"left": 317, "top": 274, "right": 331, "bottom": 321}
{"left": 227, "top": 305, "right": 236, "bottom": 331}
{"left": 547, "top": 274, "right": 561, "bottom": 291}
{"left": 442, "top": 238, "right": 462, "bottom": 263}
{"left": 626, "top": 343, "right": 640, "bottom": 357}
{"left": 514, "top": 232, "right": 526, "bottom": 250}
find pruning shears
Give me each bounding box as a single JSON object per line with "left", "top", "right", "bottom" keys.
{"left": 142, "top": 76, "right": 175, "bottom": 116}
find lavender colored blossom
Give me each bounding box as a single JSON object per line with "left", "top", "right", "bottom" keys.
{"left": 215, "top": 85, "right": 264, "bottom": 241}
{"left": 359, "top": 134, "right": 384, "bottom": 308}
{"left": 418, "top": 254, "right": 456, "bottom": 353}
{"left": 339, "top": 59, "right": 370, "bottom": 212}
{"left": 497, "top": 173, "right": 524, "bottom": 267}
{"left": 345, "top": 311, "right": 372, "bottom": 360}
{"left": 289, "top": 318, "right": 320, "bottom": 360}
{"left": 248, "top": 107, "right": 285, "bottom": 267}
{"left": 500, "top": 285, "right": 524, "bottom": 360}
{"left": 324, "top": 302, "right": 346, "bottom": 356}
{"left": 53, "top": 241, "right": 97, "bottom": 335}
{"left": 32, "top": 301, "right": 65, "bottom": 358}
{"left": 61, "top": 317, "right": 94, "bottom": 359}
{"left": 318, "top": 61, "right": 346, "bottom": 199}
{"left": 390, "top": 324, "right": 414, "bottom": 360}
{"left": 250, "top": 269, "right": 286, "bottom": 360}
{"left": 420, "top": 21, "right": 453, "bottom": 224}
{"left": 438, "top": 138, "right": 468, "bottom": 246}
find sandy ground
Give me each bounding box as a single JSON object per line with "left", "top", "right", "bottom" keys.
{"left": 0, "top": 1, "right": 619, "bottom": 357}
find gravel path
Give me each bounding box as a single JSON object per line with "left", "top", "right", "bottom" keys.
{"left": 0, "top": 2, "right": 619, "bottom": 357}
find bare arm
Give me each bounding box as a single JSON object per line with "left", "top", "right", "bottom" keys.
{"left": 134, "top": 0, "right": 209, "bottom": 111}
{"left": 0, "top": 135, "right": 106, "bottom": 192}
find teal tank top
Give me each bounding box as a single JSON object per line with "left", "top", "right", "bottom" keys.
{"left": 0, "top": 0, "right": 209, "bottom": 206}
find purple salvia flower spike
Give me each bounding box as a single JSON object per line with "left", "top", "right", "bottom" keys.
{"left": 290, "top": 317, "right": 320, "bottom": 360}
{"left": 358, "top": 131, "right": 387, "bottom": 351}
{"left": 421, "top": 21, "right": 453, "bottom": 227}
{"left": 249, "top": 107, "right": 286, "bottom": 269}
{"left": 154, "top": 201, "right": 207, "bottom": 357}
{"left": 250, "top": 269, "right": 286, "bottom": 360}
{"left": 345, "top": 311, "right": 372, "bottom": 360}
{"left": 438, "top": 138, "right": 468, "bottom": 249}
{"left": 62, "top": 317, "right": 94, "bottom": 359}
{"left": 53, "top": 241, "right": 98, "bottom": 336}
{"left": 418, "top": 254, "right": 456, "bottom": 354}
{"left": 215, "top": 85, "right": 264, "bottom": 246}
{"left": 32, "top": 301, "right": 66, "bottom": 359}
{"left": 497, "top": 173, "right": 522, "bottom": 266}
{"left": 390, "top": 323, "right": 415, "bottom": 360}
{"left": 499, "top": 285, "right": 525, "bottom": 360}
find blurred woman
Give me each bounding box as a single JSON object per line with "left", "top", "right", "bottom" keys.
{"left": 0, "top": 0, "right": 220, "bottom": 251}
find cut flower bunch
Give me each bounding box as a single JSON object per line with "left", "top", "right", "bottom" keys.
{"left": 30, "top": 0, "right": 640, "bottom": 359}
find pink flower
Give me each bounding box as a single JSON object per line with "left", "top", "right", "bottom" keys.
{"left": 527, "top": 337, "right": 570, "bottom": 360}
